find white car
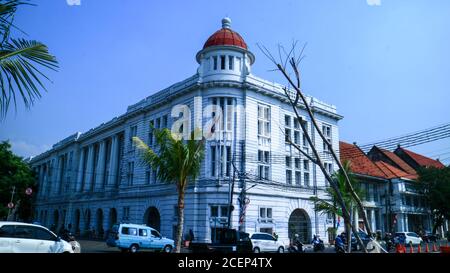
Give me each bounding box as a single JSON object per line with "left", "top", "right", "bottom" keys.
{"left": 0, "top": 221, "right": 75, "bottom": 253}
{"left": 395, "top": 232, "right": 423, "bottom": 245}
{"left": 249, "top": 232, "right": 285, "bottom": 253}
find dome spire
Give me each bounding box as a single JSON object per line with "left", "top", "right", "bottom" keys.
{"left": 222, "top": 17, "right": 231, "bottom": 29}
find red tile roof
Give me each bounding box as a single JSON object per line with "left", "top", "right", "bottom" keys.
{"left": 374, "top": 161, "right": 417, "bottom": 180}
{"left": 397, "top": 147, "right": 446, "bottom": 169}
{"left": 377, "top": 147, "right": 417, "bottom": 175}
{"left": 339, "top": 141, "right": 387, "bottom": 178}
{"left": 203, "top": 28, "right": 247, "bottom": 50}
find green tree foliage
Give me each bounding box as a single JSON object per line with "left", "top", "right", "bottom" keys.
{"left": 310, "top": 160, "right": 365, "bottom": 251}
{"left": 0, "top": 0, "right": 58, "bottom": 118}
{"left": 0, "top": 140, "right": 36, "bottom": 220}
{"left": 417, "top": 166, "right": 450, "bottom": 234}
{"left": 133, "top": 128, "right": 204, "bottom": 253}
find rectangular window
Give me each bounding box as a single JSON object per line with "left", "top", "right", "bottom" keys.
{"left": 285, "top": 156, "right": 291, "bottom": 168}
{"left": 228, "top": 56, "right": 234, "bottom": 70}
{"left": 303, "top": 160, "right": 309, "bottom": 171}
{"left": 295, "top": 171, "right": 301, "bottom": 185}
{"left": 123, "top": 207, "right": 130, "bottom": 221}
{"left": 220, "top": 55, "right": 226, "bottom": 70}
{"left": 152, "top": 169, "right": 157, "bottom": 184}
{"left": 145, "top": 170, "right": 151, "bottom": 185}
{"left": 211, "top": 206, "right": 219, "bottom": 217}
{"left": 211, "top": 146, "right": 216, "bottom": 177}
{"left": 304, "top": 172, "right": 310, "bottom": 187}
{"left": 148, "top": 120, "right": 154, "bottom": 146}
{"left": 373, "top": 184, "right": 379, "bottom": 202}
{"left": 259, "top": 207, "right": 273, "bottom": 222}
{"left": 221, "top": 206, "right": 229, "bottom": 218}
{"left": 226, "top": 146, "right": 231, "bottom": 177}
{"left": 155, "top": 118, "right": 161, "bottom": 129}
{"left": 258, "top": 150, "right": 270, "bottom": 180}
{"left": 236, "top": 57, "right": 241, "bottom": 71}
{"left": 257, "top": 105, "right": 270, "bottom": 137}
{"left": 285, "top": 115, "right": 291, "bottom": 143}
{"left": 162, "top": 115, "right": 168, "bottom": 128}
{"left": 322, "top": 124, "right": 332, "bottom": 152}
{"left": 295, "top": 158, "right": 301, "bottom": 169}
{"left": 128, "top": 161, "right": 134, "bottom": 186}
{"left": 130, "top": 125, "right": 137, "bottom": 150}
{"left": 294, "top": 131, "right": 300, "bottom": 145}
{"left": 213, "top": 56, "right": 218, "bottom": 70}
{"left": 286, "top": 170, "right": 292, "bottom": 185}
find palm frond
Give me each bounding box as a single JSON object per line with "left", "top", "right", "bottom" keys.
{"left": 0, "top": 38, "right": 58, "bottom": 117}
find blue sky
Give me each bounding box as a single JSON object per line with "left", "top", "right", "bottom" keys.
{"left": 1, "top": 0, "right": 449, "bottom": 164}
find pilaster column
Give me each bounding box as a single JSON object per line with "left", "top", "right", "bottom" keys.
{"left": 108, "top": 136, "right": 119, "bottom": 188}
{"left": 76, "top": 149, "right": 85, "bottom": 192}
{"left": 95, "top": 141, "right": 106, "bottom": 191}
{"left": 371, "top": 209, "right": 376, "bottom": 232}
{"left": 84, "top": 145, "right": 95, "bottom": 192}
{"left": 56, "top": 156, "right": 63, "bottom": 195}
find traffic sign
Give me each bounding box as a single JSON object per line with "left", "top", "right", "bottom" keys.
{"left": 25, "top": 188, "right": 32, "bottom": 195}
{"left": 7, "top": 202, "right": 14, "bottom": 209}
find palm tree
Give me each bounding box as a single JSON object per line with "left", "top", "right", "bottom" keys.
{"left": 0, "top": 0, "right": 58, "bottom": 118}
{"left": 310, "top": 160, "right": 365, "bottom": 252}
{"left": 133, "top": 128, "right": 205, "bottom": 253}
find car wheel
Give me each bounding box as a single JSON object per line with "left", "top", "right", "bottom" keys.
{"left": 277, "top": 246, "right": 284, "bottom": 253}
{"left": 130, "top": 244, "right": 139, "bottom": 253}
{"left": 163, "top": 245, "right": 173, "bottom": 253}
{"left": 253, "top": 247, "right": 260, "bottom": 253}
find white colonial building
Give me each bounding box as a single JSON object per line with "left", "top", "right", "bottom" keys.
{"left": 29, "top": 18, "right": 342, "bottom": 244}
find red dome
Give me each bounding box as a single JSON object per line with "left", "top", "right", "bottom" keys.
{"left": 203, "top": 28, "right": 247, "bottom": 50}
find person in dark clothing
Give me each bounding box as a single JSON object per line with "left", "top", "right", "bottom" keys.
{"left": 189, "top": 229, "right": 195, "bottom": 242}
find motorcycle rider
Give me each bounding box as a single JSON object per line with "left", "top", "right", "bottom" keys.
{"left": 312, "top": 234, "right": 324, "bottom": 252}
{"left": 335, "top": 234, "right": 346, "bottom": 253}
{"left": 289, "top": 234, "right": 304, "bottom": 253}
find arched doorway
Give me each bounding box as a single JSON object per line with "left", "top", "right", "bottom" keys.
{"left": 74, "top": 209, "right": 81, "bottom": 235}
{"left": 84, "top": 209, "right": 91, "bottom": 232}
{"left": 288, "top": 209, "right": 311, "bottom": 243}
{"left": 53, "top": 210, "right": 59, "bottom": 232}
{"left": 144, "top": 207, "right": 160, "bottom": 231}
{"left": 96, "top": 209, "right": 104, "bottom": 238}
{"left": 109, "top": 208, "right": 117, "bottom": 229}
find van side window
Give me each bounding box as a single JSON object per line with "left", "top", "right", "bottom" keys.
{"left": 14, "top": 226, "right": 34, "bottom": 239}
{"left": 151, "top": 230, "right": 160, "bottom": 237}
{"left": 122, "top": 227, "right": 137, "bottom": 236}
{"left": 34, "top": 227, "right": 55, "bottom": 241}
{"left": 0, "top": 225, "right": 15, "bottom": 237}
{"left": 139, "top": 229, "right": 148, "bottom": 237}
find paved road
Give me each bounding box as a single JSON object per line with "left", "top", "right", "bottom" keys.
{"left": 77, "top": 239, "right": 449, "bottom": 253}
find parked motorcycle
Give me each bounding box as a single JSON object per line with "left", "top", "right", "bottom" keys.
{"left": 312, "top": 235, "right": 325, "bottom": 252}
{"left": 334, "top": 235, "right": 346, "bottom": 253}
{"left": 287, "top": 241, "right": 304, "bottom": 253}
{"left": 288, "top": 234, "right": 304, "bottom": 253}
{"left": 60, "top": 232, "right": 81, "bottom": 253}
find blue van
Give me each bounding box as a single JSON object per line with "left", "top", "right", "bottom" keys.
{"left": 106, "top": 223, "right": 174, "bottom": 253}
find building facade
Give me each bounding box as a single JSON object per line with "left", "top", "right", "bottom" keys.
{"left": 29, "top": 18, "right": 342, "bottom": 244}
{"left": 340, "top": 141, "right": 447, "bottom": 235}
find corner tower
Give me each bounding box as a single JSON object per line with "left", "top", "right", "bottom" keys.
{"left": 196, "top": 18, "right": 255, "bottom": 83}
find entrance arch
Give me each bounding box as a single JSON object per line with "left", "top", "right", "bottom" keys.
{"left": 96, "top": 208, "right": 104, "bottom": 238}
{"left": 288, "top": 209, "right": 311, "bottom": 243}
{"left": 74, "top": 209, "right": 81, "bottom": 235}
{"left": 109, "top": 208, "right": 117, "bottom": 229}
{"left": 144, "top": 207, "right": 160, "bottom": 231}
{"left": 84, "top": 209, "right": 91, "bottom": 232}
{"left": 53, "top": 210, "right": 59, "bottom": 231}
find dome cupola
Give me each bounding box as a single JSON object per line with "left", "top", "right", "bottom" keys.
{"left": 196, "top": 18, "right": 255, "bottom": 83}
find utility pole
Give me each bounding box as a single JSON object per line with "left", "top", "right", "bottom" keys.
{"left": 7, "top": 186, "right": 16, "bottom": 220}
